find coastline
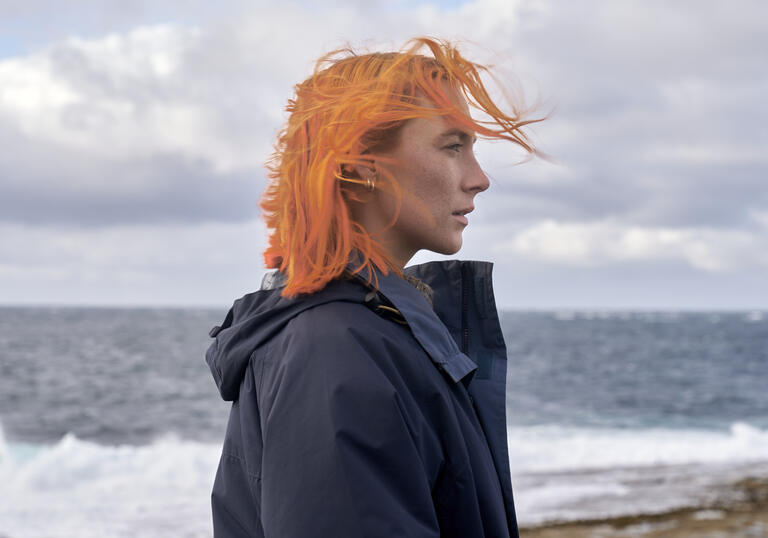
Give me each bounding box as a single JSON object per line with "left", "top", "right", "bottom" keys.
{"left": 521, "top": 476, "right": 768, "bottom": 537}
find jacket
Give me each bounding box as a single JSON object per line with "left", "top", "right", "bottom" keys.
{"left": 206, "top": 259, "right": 518, "bottom": 537}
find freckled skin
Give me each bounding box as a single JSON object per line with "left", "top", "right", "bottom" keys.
{"left": 350, "top": 100, "right": 490, "bottom": 268}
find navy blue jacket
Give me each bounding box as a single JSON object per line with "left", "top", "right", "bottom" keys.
{"left": 206, "top": 260, "right": 518, "bottom": 537}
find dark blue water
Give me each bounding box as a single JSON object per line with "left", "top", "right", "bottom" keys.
{"left": 1, "top": 307, "right": 766, "bottom": 445}
{"left": 503, "top": 310, "right": 768, "bottom": 431}
{"left": 0, "top": 307, "right": 229, "bottom": 444}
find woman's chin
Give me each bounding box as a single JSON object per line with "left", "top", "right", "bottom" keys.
{"left": 430, "top": 237, "right": 463, "bottom": 256}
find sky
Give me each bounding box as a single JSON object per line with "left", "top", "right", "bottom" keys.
{"left": 0, "top": 0, "right": 766, "bottom": 309}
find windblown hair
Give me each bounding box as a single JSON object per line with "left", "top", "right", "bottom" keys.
{"left": 261, "top": 37, "right": 541, "bottom": 297}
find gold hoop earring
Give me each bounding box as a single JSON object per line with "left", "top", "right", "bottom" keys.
{"left": 333, "top": 170, "right": 377, "bottom": 193}
{"left": 365, "top": 173, "right": 376, "bottom": 192}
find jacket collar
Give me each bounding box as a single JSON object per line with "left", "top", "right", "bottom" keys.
{"left": 347, "top": 257, "right": 478, "bottom": 385}
{"left": 251, "top": 252, "right": 480, "bottom": 385}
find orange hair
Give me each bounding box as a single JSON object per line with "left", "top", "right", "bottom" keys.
{"left": 261, "top": 37, "right": 542, "bottom": 297}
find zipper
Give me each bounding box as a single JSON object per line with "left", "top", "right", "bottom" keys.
{"left": 461, "top": 262, "right": 470, "bottom": 355}
{"left": 460, "top": 263, "right": 478, "bottom": 409}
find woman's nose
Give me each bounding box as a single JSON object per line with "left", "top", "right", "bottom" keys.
{"left": 464, "top": 154, "right": 490, "bottom": 193}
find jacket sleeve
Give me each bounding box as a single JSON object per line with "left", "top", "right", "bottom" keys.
{"left": 258, "top": 308, "right": 441, "bottom": 538}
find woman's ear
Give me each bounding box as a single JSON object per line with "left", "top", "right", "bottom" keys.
{"left": 340, "top": 162, "right": 378, "bottom": 202}
{"left": 351, "top": 163, "right": 376, "bottom": 183}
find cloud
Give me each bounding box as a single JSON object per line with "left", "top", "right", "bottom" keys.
{"left": 495, "top": 214, "right": 768, "bottom": 272}
{"left": 0, "top": 149, "right": 263, "bottom": 226}
{"left": 0, "top": 24, "right": 271, "bottom": 171}
{"left": 0, "top": 23, "right": 277, "bottom": 225}
{"left": 0, "top": 220, "right": 267, "bottom": 306}
{"left": 494, "top": 0, "right": 768, "bottom": 232}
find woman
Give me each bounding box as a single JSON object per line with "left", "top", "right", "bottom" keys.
{"left": 206, "top": 37, "right": 541, "bottom": 537}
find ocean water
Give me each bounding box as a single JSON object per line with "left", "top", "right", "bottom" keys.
{"left": 1, "top": 307, "right": 767, "bottom": 536}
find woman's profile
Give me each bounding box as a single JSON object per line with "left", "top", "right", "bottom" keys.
{"left": 205, "top": 37, "right": 541, "bottom": 537}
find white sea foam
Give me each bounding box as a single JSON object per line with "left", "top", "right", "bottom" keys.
{"left": 0, "top": 422, "right": 8, "bottom": 466}
{"left": 1, "top": 421, "right": 767, "bottom": 535}
{"left": 508, "top": 422, "right": 768, "bottom": 526}
{"left": 508, "top": 421, "right": 768, "bottom": 473}
{"left": 0, "top": 422, "right": 221, "bottom": 538}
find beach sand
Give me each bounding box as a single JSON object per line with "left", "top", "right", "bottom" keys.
{"left": 521, "top": 476, "right": 768, "bottom": 537}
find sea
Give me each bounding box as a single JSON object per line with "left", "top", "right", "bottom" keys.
{"left": 1, "top": 306, "right": 767, "bottom": 537}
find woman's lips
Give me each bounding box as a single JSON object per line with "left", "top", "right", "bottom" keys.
{"left": 452, "top": 207, "right": 473, "bottom": 225}
{"left": 452, "top": 213, "right": 469, "bottom": 225}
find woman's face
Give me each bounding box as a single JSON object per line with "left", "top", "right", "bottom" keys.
{"left": 355, "top": 100, "right": 490, "bottom": 267}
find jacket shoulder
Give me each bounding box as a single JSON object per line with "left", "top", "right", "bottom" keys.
{"left": 268, "top": 299, "right": 412, "bottom": 372}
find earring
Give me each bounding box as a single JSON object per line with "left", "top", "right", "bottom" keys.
{"left": 365, "top": 173, "right": 377, "bottom": 192}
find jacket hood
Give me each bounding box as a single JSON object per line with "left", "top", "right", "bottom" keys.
{"left": 205, "top": 276, "right": 370, "bottom": 401}
{"left": 206, "top": 258, "right": 495, "bottom": 402}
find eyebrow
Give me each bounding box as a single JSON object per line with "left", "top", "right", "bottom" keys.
{"left": 437, "top": 128, "right": 477, "bottom": 145}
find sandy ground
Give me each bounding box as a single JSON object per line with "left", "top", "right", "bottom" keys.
{"left": 521, "top": 476, "right": 768, "bottom": 538}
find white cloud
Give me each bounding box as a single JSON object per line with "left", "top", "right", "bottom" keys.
{"left": 497, "top": 218, "right": 768, "bottom": 272}
{"left": 0, "top": 220, "right": 268, "bottom": 306}
{"left": 0, "top": 55, "right": 79, "bottom": 111}
{"left": 642, "top": 143, "right": 768, "bottom": 166}
{"left": 0, "top": 24, "right": 265, "bottom": 174}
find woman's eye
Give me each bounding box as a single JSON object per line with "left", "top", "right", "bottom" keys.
{"left": 445, "top": 143, "right": 463, "bottom": 153}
